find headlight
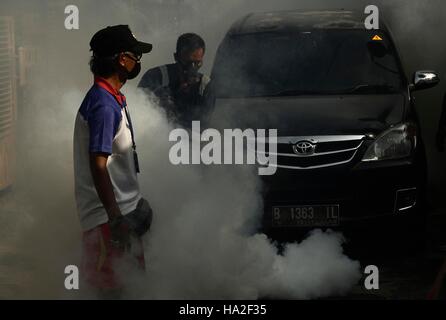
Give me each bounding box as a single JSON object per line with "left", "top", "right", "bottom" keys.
{"left": 362, "top": 123, "right": 417, "bottom": 162}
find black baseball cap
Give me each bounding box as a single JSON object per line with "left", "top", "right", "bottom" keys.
{"left": 90, "top": 25, "right": 152, "bottom": 57}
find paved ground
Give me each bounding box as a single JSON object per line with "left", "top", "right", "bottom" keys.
{"left": 0, "top": 188, "right": 34, "bottom": 299}
{"left": 341, "top": 210, "right": 446, "bottom": 300}
{"left": 1, "top": 186, "right": 446, "bottom": 300}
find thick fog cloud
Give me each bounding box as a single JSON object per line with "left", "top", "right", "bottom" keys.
{"left": 1, "top": 0, "right": 445, "bottom": 299}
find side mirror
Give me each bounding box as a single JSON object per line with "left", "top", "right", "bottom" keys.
{"left": 410, "top": 71, "right": 440, "bottom": 92}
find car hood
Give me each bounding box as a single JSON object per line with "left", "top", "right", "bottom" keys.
{"left": 209, "top": 94, "right": 406, "bottom": 136}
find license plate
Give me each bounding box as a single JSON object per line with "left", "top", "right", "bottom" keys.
{"left": 272, "top": 205, "right": 340, "bottom": 227}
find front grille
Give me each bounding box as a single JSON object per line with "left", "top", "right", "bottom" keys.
{"left": 277, "top": 149, "right": 357, "bottom": 168}
{"left": 259, "top": 135, "right": 364, "bottom": 170}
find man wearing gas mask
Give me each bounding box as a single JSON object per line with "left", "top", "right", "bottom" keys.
{"left": 138, "top": 33, "right": 212, "bottom": 128}
{"left": 73, "top": 25, "right": 153, "bottom": 299}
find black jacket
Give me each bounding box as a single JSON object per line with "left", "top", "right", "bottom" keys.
{"left": 138, "top": 63, "right": 213, "bottom": 128}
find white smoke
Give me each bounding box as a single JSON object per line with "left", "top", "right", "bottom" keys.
{"left": 105, "top": 87, "right": 362, "bottom": 299}
{"left": 5, "top": 0, "right": 446, "bottom": 299}
{"left": 3, "top": 81, "right": 361, "bottom": 299}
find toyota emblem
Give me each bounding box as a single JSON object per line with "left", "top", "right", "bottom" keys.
{"left": 293, "top": 141, "right": 316, "bottom": 155}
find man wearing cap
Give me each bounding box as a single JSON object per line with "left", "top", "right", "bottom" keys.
{"left": 138, "top": 33, "right": 213, "bottom": 128}
{"left": 73, "top": 25, "right": 153, "bottom": 298}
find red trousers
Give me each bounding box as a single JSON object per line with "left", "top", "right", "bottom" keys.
{"left": 82, "top": 223, "right": 145, "bottom": 290}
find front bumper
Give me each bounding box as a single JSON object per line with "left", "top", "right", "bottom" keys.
{"left": 260, "top": 158, "right": 425, "bottom": 236}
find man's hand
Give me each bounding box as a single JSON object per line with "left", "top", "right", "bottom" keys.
{"left": 89, "top": 153, "right": 130, "bottom": 248}
{"left": 436, "top": 130, "right": 445, "bottom": 152}
{"left": 109, "top": 215, "right": 131, "bottom": 250}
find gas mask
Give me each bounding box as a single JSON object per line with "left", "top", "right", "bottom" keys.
{"left": 179, "top": 61, "right": 202, "bottom": 85}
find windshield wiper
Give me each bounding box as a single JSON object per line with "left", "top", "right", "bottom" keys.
{"left": 247, "top": 84, "right": 397, "bottom": 98}
{"left": 340, "top": 84, "right": 397, "bottom": 94}
{"left": 255, "top": 89, "right": 336, "bottom": 97}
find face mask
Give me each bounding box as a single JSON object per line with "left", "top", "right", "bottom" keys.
{"left": 180, "top": 61, "right": 201, "bottom": 83}
{"left": 127, "top": 62, "right": 141, "bottom": 80}
{"left": 118, "top": 61, "right": 141, "bottom": 82}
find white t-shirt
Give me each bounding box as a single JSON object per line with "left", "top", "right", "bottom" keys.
{"left": 73, "top": 80, "right": 141, "bottom": 231}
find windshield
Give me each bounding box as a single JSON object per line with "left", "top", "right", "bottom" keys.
{"left": 212, "top": 30, "right": 404, "bottom": 98}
